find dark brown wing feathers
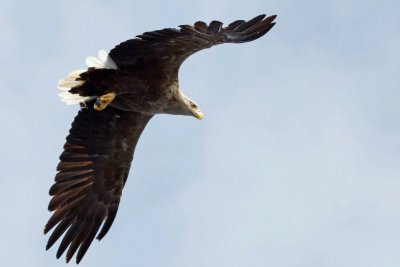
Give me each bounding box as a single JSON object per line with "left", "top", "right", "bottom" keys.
{"left": 45, "top": 107, "right": 152, "bottom": 263}
{"left": 109, "top": 14, "right": 276, "bottom": 73}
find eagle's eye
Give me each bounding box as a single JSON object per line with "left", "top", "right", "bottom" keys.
{"left": 190, "top": 102, "right": 197, "bottom": 109}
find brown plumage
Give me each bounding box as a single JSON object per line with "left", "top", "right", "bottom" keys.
{"left": 46, "top": 14, "right": 276, "bottom": 263}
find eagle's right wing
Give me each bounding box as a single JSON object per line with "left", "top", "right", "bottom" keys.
{"left": 109, "top": 14, "right": 276, "bottom": 76}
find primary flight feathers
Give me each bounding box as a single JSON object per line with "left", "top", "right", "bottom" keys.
{"left": 46, "top": 14, "right": 276, "bottom": 263}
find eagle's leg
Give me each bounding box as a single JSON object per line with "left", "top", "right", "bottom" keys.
{"left": 94, "top": 92, "right": 116, "bottom": 111}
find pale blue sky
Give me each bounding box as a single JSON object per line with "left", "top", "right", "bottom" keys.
{"left": 1, "top": 0, "right": 400, "bottom": 266}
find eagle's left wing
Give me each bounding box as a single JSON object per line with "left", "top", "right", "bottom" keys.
{"left": 45, "top": 106, "right": 152, "bottom": 263}
{"left": 109, "top": 14, "right": 276, "bottom": 75}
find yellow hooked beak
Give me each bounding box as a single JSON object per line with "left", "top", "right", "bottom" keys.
{"left": 194, "top": 109, "right": 204, "bottom": 120}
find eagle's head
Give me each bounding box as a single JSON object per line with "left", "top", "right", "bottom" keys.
{"left": 164, "top": 86, "right": 204, "bottom": 120}
{"left": 182, "top": 96, "right": 204, "bottom": 120}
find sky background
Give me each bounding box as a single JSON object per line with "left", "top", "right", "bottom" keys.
{"left": 1, "top": 0, "right": 400, "bottom": 266}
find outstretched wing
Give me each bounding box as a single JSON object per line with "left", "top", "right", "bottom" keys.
{"left": 109, "top": 14, "right": 276, "bottom": 74}
{"left": 44, "top": 106, "right": 152, "bottom": 263}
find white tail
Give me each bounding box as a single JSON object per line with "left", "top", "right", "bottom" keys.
{"left": 85, "top": 50, "right": 117, "bottom": 70}
{"left": 58, "top": 50, "right": 117, "bottom": 105}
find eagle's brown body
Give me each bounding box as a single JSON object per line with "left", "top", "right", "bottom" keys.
{"left": 45, "top": 14, "right": 277, "bottom": 263}
{"left": 75, "top": 68, "right": 178, "bottom": 113}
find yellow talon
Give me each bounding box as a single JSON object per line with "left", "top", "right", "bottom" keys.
{"left": 94, "top": 92, "right": 116, "bottom": 111}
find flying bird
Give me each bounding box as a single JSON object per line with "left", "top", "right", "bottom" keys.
{"left": 45, "top": 14, "right": 277, "bottom": 263}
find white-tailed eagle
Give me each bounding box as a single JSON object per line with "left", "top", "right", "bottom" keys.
{"left": 45, "top": 14, "right": 277, "bottom": 263}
